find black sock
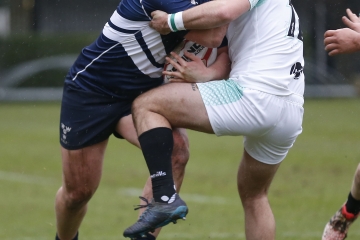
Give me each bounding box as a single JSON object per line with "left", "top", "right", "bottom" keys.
{"left": 55, "top": 232, "right": 79, "bottom": 240}
{"left": 139, "top": 127, "right": 176, "bottom": 203}
{"left": 345, "top": 192, "right": 360, "bottom": 215}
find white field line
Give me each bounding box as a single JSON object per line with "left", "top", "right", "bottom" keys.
{"left": 3, "top": 173, "right": 360, "bottom": 239}
{"left": 0, "top": 170, "right": 56, "bottom": 185}
{"left": 161, "top": 231, "right": 360, "bottom": 239}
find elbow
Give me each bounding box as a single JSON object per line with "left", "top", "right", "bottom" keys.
{"left": 209, "top": 36, "right": 224, "bottom": 48}
{"left": 196, "top": 37, "right": 223, "bottom": 48}
{"left": 215, "top": 4, "right": 238, "bottom": 23}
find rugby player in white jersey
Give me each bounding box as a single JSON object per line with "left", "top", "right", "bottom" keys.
{"left": 55, "top": 0, "right": 228, "bottom": 239}
{"left": 123, "top": 0, "right": 304, "bottom": 239}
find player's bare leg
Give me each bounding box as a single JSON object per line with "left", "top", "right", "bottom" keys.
{"left": 123, "top": 82, "right": 213, "bottom": 238}
{"left": 322, "top": 164, "right": 360, "bottom": 240}
{"left": 132, "top": 83, "right": 213, "bottom": 134}
{"left": 117, "top": 115, "right": 189, "bottom": 238}
{"left": 351, "top": 164, "right": 360, "bottom": 200}
{"left": 55, "top": 140, "right": 108, "bottom": 240}
{"left": 237, "top": 150, "right": 280, "bottom": 240}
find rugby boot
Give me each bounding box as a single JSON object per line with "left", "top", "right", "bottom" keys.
{"left": 322, "top": 204, "right": 359, "bottom": 240}
{"left": 123, "top": 194, "right": 188, "bottom": 239}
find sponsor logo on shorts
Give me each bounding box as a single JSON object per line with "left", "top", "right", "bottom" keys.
{"left": 191, "top": 0, "right": 198, "bottom": 5}
{"left": 150, "top": 171, "right": 167, "bottom": 178}
{"left": 290, "top": 62, "right": 303, "bottom": 79}
{"left": 60, "top": 123, "right": 72, "bottom": 144}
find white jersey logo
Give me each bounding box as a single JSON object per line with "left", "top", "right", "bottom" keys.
{"left": 191, "top": 0, "right": 198, "bottom": 5}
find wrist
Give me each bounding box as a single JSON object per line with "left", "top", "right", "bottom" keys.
{"left": 167, "top": 12, "right": 186, "bottom": 32}
{"left": 353, "top": 32, "right": 360, "bottom": 52}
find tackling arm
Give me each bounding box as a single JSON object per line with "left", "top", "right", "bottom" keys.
{"left": 184, "top": 24, "right": 228, "bottom": 48}
{"left": 150, "top": 0, "right": 251, "bottom": 34}
{"left": 182, "top": 0, "right": 250, "bottom": 29}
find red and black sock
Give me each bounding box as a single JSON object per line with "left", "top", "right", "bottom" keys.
{"left": 345, "top": 192, "right": 360, "bottom": 216}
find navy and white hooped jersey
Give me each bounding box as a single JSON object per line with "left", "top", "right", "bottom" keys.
{"left": 67, "top": 0, "right": 210, "bottom": 97}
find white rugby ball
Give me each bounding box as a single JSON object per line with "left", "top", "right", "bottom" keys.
{"left": 163, "top": 40, "right": 217, "bottom": 82}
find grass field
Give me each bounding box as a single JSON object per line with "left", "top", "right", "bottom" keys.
{"left": 1, "top": 99, "right": 360, "bottom": 240}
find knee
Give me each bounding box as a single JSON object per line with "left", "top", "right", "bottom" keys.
{"left": 172, "top": 129, "right": 190, "bottom": 171}
{"left": 238, "top": 183, "right": 269, "bottom": 207}
{"left": 132, "top": 94, "right": 150, "bottom": 117}
{"left": 132, "top": 95, "right": 143, "bottom": 113}
{"left": 239, "top": 191, "right": 268, "bottom": 210}
{"left": 62, "top": 186, "right": 95, "bottom": 210}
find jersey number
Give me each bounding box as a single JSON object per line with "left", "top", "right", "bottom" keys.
{"left": 287, "top": 1, "right": 303, "bottom": 41}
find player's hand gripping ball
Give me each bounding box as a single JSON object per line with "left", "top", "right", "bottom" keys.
{"left": 163, "top": 40, "right": 217, "bottom": 83}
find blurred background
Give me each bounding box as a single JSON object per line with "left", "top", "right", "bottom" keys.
{"left": 0, "top": 0, "right": 360, "bottom": 100}
{"left": 1, "top": 1, "right": 360, "bottom": 240}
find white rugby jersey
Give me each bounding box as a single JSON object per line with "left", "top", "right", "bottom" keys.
{"left": 228, "top": 0, "right": 304, "bottom": 96}
{"left": 68, "top": 0, "right": 210, "bottom": 97}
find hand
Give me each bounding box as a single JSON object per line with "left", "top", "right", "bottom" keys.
{"left": 163, "top": 51, "right": 211, "bottom": 83}
{"left": 150, "top": 10, "right": 171, "bottom": 35}
{"left": 324, "top": 28, "right": 360, "bottom": 56}
{"left": 342, "top": 8, "right": 360, "bottom": 33}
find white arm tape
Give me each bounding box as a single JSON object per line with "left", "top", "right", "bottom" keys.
{"left": 167, "top": 12, "right": 186, "bottom": 32}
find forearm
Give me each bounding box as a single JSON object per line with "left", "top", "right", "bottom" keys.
{"left": 198, "top": 50, "right": 231, "bottom": 82}
{"left": 185, "top": 25, "right": 228, "bottom": 48}
{"left": 182, "top": 0, "right": 250, "bottom": 30}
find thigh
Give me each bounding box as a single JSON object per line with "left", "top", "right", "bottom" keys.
{"left": 61, "top": 140, "right": 108, "bottom": 192}
{"left": 60, "top": 80, "right": 133, "bottom": 150}
{"left": 133, "top": 82, "right": 214, "bottom": 133}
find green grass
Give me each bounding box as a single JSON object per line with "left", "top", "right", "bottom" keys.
{"left": 1, "top": 99, "right": 360, "bottom": 239}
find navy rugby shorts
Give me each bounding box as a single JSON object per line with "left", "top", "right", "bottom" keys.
{"left": 59, "top": 79, "right": 142, "bottom": 150}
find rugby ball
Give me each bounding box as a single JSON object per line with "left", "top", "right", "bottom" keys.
{"left": 163, "top": 40, "right": 217, "bottom": 82}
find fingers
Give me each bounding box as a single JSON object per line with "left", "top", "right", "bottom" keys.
{"left": 169, "top": 52, "right": 187, "bottom": 66}
{"left": 346, "top": 8, "right": 360, "bottom": 23}
{"left": 163, "top": 70, "right": 183, "bottom": 79}
{"left": 324, "top": 30, "right": 335, "bottom": 38}
{"left": 323, "top": 32, "right": 340, "bottom": 55}
{"left": 328, "top": 49, "right": 340, "bottom": 56}
{"left": 324, "top": 35, "right": 336, "bottom": 46}
{"left": 151, "top": 10, "right": 160, "bottom": 18}
{"left": 324, "top": 42, "right": 338, "bottom": 53}
{"left": 182, "top": 51, "right": 202, "bottom": 63}
{"left": 342, "top": 16, "right": 356, "bottom": 30}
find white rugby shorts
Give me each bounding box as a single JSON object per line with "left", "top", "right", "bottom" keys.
{"left": 196, "top": 79, "right": 304, "bottom": 165}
